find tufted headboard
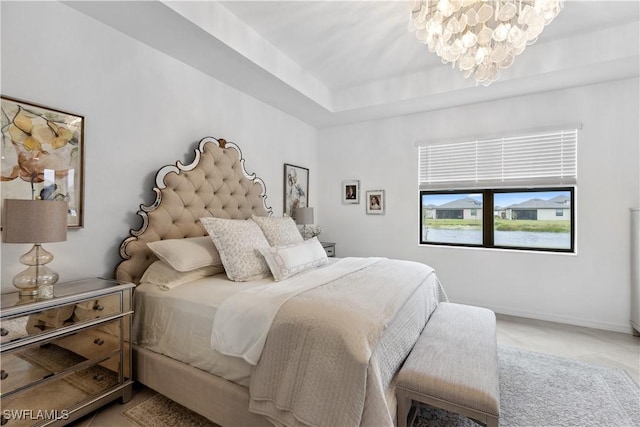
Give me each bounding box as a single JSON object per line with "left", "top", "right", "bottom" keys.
{"left": 116, "top": 137, "right": 272, "bottom": 284}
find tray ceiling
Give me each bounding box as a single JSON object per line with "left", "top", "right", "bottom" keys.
{"left": 66, "top": 1, "right": 639, "bottom": 127}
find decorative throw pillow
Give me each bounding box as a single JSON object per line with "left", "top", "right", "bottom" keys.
{"left": 258, "top": 237, "right": 328, "bottom": 281}
{"left": 251, "top": 215, "right": 304, "bottom": 246}
{"left": 199, "top": 217, "right": 272, "bottom": 282}
{"left": 147, "top": 236, "right": 223, "bottom": 272}
{"left": 140, "top": 260, "right": 224, "bottom": 290}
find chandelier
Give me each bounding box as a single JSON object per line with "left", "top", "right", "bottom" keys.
{"left": 409, "top": 0, "right": 564, "bottom": 86}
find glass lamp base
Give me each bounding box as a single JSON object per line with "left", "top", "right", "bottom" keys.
{"left": 12, "top": 244, "right": 59, "bottom": 298}
{"left": 15, "top": 286, "right": 39, "bottom": 297}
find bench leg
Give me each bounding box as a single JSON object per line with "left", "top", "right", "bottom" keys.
{"left": 396, "top": 391, "right": 411, "bottom": 427}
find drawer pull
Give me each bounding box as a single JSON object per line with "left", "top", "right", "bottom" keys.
{"left": 0, "top": 370, "right": 7, "bottom": 380}
{"left": 93, "top": 338, "right": 105, "bottom": 345}
{"left": 0, "top": 328, "right": 8, "bottom": 337}
{"left": 93, "top": 374, "right": 104, "bottom": 381}
{"left": 93, "top": 303, "right": 104, "bottom": 311}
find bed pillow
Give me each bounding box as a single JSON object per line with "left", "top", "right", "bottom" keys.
{"left": 147, "top": 236, "right": 223, "bottom": 272}
{"left": 140, "top": 260, "right": 224, "bottom": 290}
{"left": 199, "top": 217, "right": 272, "bottom": 282}
{"left": 258, "top": 237, "right": 328, "bottom": 281}
{"left": 251, "top": 215, "right": 304, "bottom": 246}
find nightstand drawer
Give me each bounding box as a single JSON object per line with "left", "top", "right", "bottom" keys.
{"left": 71, "top": 294, "right": 122, "bottom": 323}
{"left": 0, "top": 319, "right": 121, "bottom": 397}
{"left": 53, "top": 319, "right": 122, "bottom": 361}
{"left": 321, "top": 242, "right": 336, "bottom": 257}
{"left": 1, "top": 294, "right": 123, "bottom": 347}
{"left": 0, "top": 351, "right": 51, "bottom": 396}
{"left": 0, "top": 353, "right": 121, "bottom": 426}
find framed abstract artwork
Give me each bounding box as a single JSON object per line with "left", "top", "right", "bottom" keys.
{"left": 342, "top": 180, "right": 360, "bottom": 204}
{"left": 283, "top": 163, "right": 308, "bottom": 217}
{"left": 366, "top": 190, "right": 385, "bottom": 215}
{"left": 1, "top": 96, "right": 84, "bottom": 227}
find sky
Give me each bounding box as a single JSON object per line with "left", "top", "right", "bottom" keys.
{"left": 422, "top": 190, "right": 571, "bottom": 208}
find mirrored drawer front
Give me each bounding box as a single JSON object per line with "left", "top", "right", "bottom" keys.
{"left": 0, "top": 353, "right": 120, "bottom": 426}
{"left": 1, "top": 294, "right": 122, "bottom": 345}
{"left": 1, "top": 320, "right": 121, "bottom": 397}
{"left": 54, "top": 320, "right": 121, "bottom": 361}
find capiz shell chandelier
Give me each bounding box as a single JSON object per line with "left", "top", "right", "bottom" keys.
{"left": 409, "top": 0, "right": 564, "bottom": 86}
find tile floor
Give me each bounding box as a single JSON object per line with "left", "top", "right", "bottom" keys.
{"left": 71, "top": 314, "right": 640, "bottom": 426}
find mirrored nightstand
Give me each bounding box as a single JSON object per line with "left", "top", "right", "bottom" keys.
{"left": 321, "top": 242, "right": 336, "bottom": 258}
{"left": 0, "top": 278, "right": 134, "bottom": 426}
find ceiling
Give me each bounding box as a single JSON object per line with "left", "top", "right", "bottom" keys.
{"left": 66, "top": 1, "right": 639, "bottom": 128}
{"left": 219, "top": 1, "right": 637, "bottom": 89}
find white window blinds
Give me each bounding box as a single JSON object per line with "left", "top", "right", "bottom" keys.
{"left": 418, "top": 128, "right": 578, "bottom": 190}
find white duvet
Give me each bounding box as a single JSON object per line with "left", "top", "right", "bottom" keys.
{"left": 211, "top": 257, "right": 383, "bottom": 364}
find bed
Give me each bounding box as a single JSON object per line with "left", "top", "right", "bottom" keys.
{"left": 115, "top": 137, "right": 447, "bottom": 427}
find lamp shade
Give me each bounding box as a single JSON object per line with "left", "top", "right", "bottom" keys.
{"left": 292, "top": 207, "right": 314, "bottom": 225}
{"left": 3, "top": 199, "right": 68, "bottom": 243}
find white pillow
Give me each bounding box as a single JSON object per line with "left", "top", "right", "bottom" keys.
{"left": 140, "top": 260, "right": 224, "bottom": 290}
{"left": 199, "top": 217, "right": 272, "bottom": 282}
{"left": 258, "top": 237, "right": 328, "bottom": 281}
{"left": 147, "top": 236, "right": 222, "bottom": 272}
{"left": 251, "top": 215, "right": 304, "bottom": 246}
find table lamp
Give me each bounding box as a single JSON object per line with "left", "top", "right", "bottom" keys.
{"left": 292, "top": 207, "right": 314, "bottom": 239}
{"left": 3, "top": 199, "right": 68, "bottom": 297}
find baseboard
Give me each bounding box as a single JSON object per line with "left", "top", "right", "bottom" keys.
{"left": 453, "top": 299, "right": 634, "bottom": 335}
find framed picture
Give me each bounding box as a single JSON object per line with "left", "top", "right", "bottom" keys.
{"left": 342, "top": 180, "right": 360, "bottom": 204}
{"left": 366, "top": 190, "right": 385, "bottom": 215}
{"left": 1, "top": 96, "right": 84, "bottom": 228}
{"left": 283, "top": 163, "right": 309, "bottom": 217}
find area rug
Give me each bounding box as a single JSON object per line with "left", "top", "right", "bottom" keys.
{"left": 123, "top": 345, "right": 640, "bottom": 427}
{"left": 123, "top": 394, "right": 213, "bottom": 427}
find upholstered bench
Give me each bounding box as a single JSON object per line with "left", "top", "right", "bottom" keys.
{"left": 396, "top": 302, "right": 500, "bottom": 427}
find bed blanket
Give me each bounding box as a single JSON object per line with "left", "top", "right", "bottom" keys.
{"left": 248, "top": 258, "right": 447, "bottom": 427}
{"left": 211, "top": 257, "right": 382, "bottom": 364}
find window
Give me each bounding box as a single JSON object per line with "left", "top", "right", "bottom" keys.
{"left": 422, "top": 191, "right": 483, "bottom": 245}
{"left": 418, "top": 128, "right": 578, "bottom": 253}
{"left": 493, "top": 189, "right": 573, "bottom": 250}
{"left": 421, "top": 188, "right": 574, "bottom": 252}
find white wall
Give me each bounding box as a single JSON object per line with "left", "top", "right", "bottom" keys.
{"left": 318, "top": 78, "right": 640, "bottom": 333}
{"left": 0, "top": 1, "right": 318, "bottom": 293}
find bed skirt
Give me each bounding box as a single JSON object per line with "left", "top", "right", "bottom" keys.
{"left": 133, "top": 344, "right": 271, "bottom": 427}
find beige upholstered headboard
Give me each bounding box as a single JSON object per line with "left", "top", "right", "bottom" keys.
{"left": 116, "top": 137, "right": 272, "bottom": 284}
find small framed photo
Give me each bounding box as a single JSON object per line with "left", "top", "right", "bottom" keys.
{"left": 284, "top": 163, "right": 309, "bottom": 217}
{"left": 366, "top": 190, "right": 385, "bottom": 215}
{"left": 1, "top": 96, "right": 85, "bottom": 228}
{"left": 342, "top": 180, "right": 359, "bottom": 204}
